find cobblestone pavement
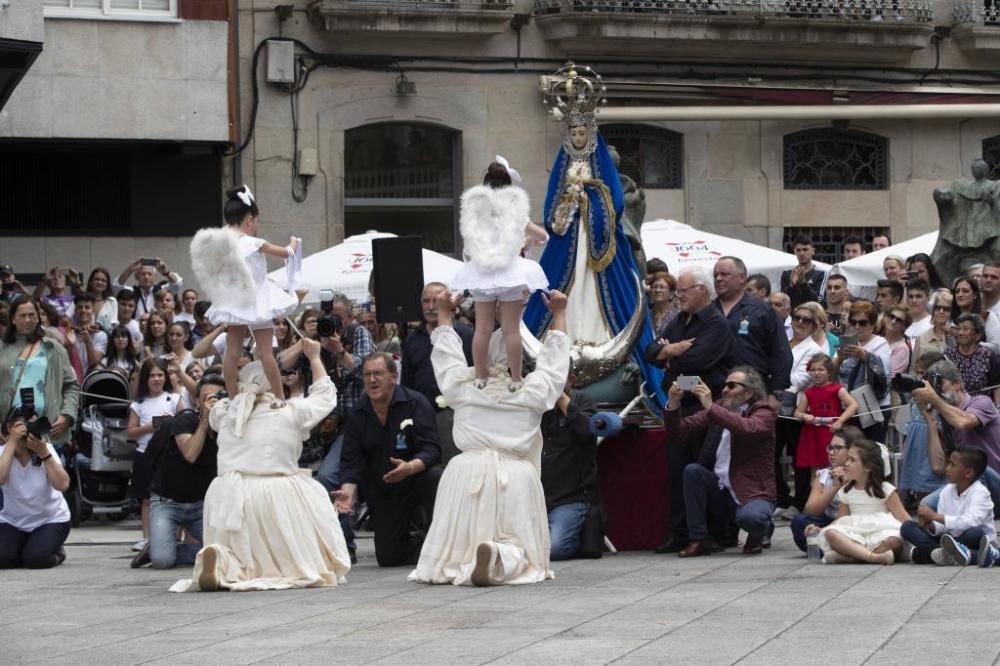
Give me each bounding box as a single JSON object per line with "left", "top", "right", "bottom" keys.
{"left": 2, "top": 519, "right": 998, "bottom": 665}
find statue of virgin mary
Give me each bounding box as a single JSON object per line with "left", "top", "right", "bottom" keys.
{"left": 523, "top": 63, "right": 665, "bottom": 408}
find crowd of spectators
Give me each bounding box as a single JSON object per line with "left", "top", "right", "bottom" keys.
{"left": 1, "top": 235, "right": 1000, "bottom": 571}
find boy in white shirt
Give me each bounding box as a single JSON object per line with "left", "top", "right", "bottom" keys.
{"left": 900, "top": 448, "right": 999, "bottom": 567}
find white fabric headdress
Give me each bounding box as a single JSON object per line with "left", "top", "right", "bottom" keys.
{"left": 236, "top": 185, "right": 255, "bottom": 208}
{"left": 228, "top": 361, "right": 273, "bottom": 437}
{"left": 495, "top": 155, "right": 522, "bottom": 183}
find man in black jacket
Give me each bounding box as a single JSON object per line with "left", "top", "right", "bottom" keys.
{"left": 540, "top": 371, "right": 598, "bottom": 561}
{"left": 133, "top": 373, "right": 224, "bottom": 569}
{"left": 644, "top": 266, "right": 738, "bottom": 553}
{"left": 713, "top": 257, "right": 793, "bottom": 398}
{"left": 335, "top": 352, "right": 443, "bottom": 567}
{"left": 780, "top": 234, "right": 827, "bottom": 308}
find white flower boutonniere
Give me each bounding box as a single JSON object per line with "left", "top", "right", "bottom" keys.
{"left": 435, "top": 395, "right": 448, "bottom": 409}
{"left": 399, "top": 419, "right": 414, "bottom": 431}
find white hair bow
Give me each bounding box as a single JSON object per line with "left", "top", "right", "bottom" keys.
{"left": 495, "top": 155, "right": 522, "bottom": 184}
{"left": 236, "top": 185, "right": 255, "bottom": 208}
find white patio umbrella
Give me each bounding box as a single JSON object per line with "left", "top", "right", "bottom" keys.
{"left": 269, "top": 230, "right": 462, "bottom": 304}
{"left": 833, "top": 231, "right": 938, "bottom": 296}
{"left": 641, "top": 219, "right": 830, "bottom": 287}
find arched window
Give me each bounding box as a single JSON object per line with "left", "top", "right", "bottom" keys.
{"left": 983, "top": 135, "right": 1000, "bottom": 181}
{"left": 344, "top": 123, "right": 459, "bottom": 254}
{"left": 602, "top": 124, "right": 683, "bottom": 189}
{"left": 783, "top": 128, "right": 888, "bottom": 190}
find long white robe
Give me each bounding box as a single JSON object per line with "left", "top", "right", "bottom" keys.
{"left": 169, "top": 377, "right": 350, "bottom": 592}
{"left": 407, "top": 325, "right": 570, "bottom": 585}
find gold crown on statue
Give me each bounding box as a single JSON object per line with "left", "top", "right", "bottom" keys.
{"left": 541, "top": 61, "right": 607, "bottom": 124}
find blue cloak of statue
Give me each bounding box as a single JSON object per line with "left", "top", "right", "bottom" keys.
{"left": 523, "top": 134, "right": 666, "bottom": 411}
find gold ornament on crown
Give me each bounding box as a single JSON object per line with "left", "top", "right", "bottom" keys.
{"left": 541, "top": 61, "right": 607, "bottom": 160}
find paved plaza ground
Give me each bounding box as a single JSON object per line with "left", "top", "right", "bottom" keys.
{"left": 2, "top": 518, "right": 999, "bottom": 665}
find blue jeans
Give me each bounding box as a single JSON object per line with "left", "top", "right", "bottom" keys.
{"left": 790, "top": 513, "right": 834, "bottom": 552}
{"left": 682, "top": 463, "right": 775, "bottom": 541}
{"left": 149, "top": 494, "right": 204, "bottom": 570}
{"left": 923, "top": 468, "right": 1000, "bottom": 518}
{"left": 317, "top": 433, "right": 345, "bottom": 492}
{"left": 900, "top": 519, "right": 985, "bottom": 564}
{"left": 548, "top": 502, "right": 588, "bottom": 561}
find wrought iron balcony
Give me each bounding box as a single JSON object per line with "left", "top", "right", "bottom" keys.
{"left": 534, "top": 0, "right": 935, "bottom": 63}
{"left": 535, "top": 0, "right": 932, "bottom": 22}
{"left": 308, "top": 0, "right": 515, "bottom": 36}
{"left": 952, "top": 0, "right": 1000, "bottom": 51}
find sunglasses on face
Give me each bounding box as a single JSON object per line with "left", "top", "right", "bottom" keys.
{"left": 886, "top": 314, "right": 906, "bottom": 324}
{"left": 792, "top": 315, "right": 814, "bottom": 324}
{"left": 848, "top": 319, "right": 871, "bottom": 327}
{"left": 723, "top": 381, "right": 746, "bottom": 390}
{"left": 933, "top": 305, "right": 951, "bottom": 312}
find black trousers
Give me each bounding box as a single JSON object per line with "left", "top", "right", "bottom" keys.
{"left": 369, "top": 465, "right": 443, "bottom": 567}
{"left": 0, "top": 521, "right": 70, "bottom": 569}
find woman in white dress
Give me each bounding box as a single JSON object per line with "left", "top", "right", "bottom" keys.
{"left": 408, "top": 289, "right": 570, "bottom": 586}
{"left": 190, "top": 185, "right": 299, "bottom": 403}
{"left": 170, "top": 338, "right": 351, "bottom": 592}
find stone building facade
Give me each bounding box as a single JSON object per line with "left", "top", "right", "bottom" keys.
{"left": 233, "top": 0, "right": 1000, "bottom": 270}
{"left": 0, "top": 0, "right": 229, "bottom": 282}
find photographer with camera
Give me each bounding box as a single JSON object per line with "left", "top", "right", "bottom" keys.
{"left": 114, "top": 257, "right": 183, "bottom": 319}
{"left": 132, "top": 373, "right": 224, "bottom": 569}
{"left": 282, "top": 294, "right": 375, "bottom": 496}
{"left": 0, "top": 406, "right": 71, "bottom": 569}
{"left": 0, "top": 296, "right": 80, "bottom": 451}
{"left": 911, "top": 360, "right": 1000, "bottom": 509}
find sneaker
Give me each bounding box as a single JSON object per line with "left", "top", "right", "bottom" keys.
{"left": 897, "top": 543, "right": 914, "bottom": 563}
{"left": 940, "top": 534, "right": 971, "bottom": 566}
{"left": 930, "top": 548, "right": 951, "bottom": 566}
{"left": 471, "top": 542, "right": 500, "bottom": 587}
{"left": 131, "top": 538, "right": 149, "bottom": 552}
{"left": 978, "top": 535, "right": 999, "bottom": 568}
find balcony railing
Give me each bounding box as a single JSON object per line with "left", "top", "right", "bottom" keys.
{"left": 535, "top": 0, "right": 934, "bottom": 22}
{"left": 309, "top": 0, "right": 515, "bottom": 33}
{"left": 954, "top": 0, "right": 1000, "bottom": 24}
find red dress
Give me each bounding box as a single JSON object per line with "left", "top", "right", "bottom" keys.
{"left": 796, "top": 383, "right": 844, "bottom": 468}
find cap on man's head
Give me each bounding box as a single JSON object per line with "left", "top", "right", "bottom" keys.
{"left": 0, "top": 264, "right": 12, "bottom": 276}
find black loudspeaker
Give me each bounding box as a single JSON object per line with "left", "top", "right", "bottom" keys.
{"left": 372, "top": 236, "right": 424, "bottom": 324}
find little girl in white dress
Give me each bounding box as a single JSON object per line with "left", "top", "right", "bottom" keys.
{"left": 816, "top": 438, "right": 910, "bottom": 564}
{"left": 451, "top": 157, "right": 548, "bottom": 391}
{"left": 190, "top": 185, "right": 299, "bottom": 402}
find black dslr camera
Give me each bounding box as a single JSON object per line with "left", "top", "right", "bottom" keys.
{"left": 891, "top": 373, "right": 943, "bottom": 394}
{"left": 18, "top": 388, "right": 52, "bottom": 439}
{"left": 316, "top": 315, "right": 343, "bottom": 339}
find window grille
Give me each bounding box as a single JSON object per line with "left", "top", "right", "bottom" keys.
{"left": 602, "top": 124, "right": 684, "bottom": 189}
{"left": 783, "top": 128, "right": 888, "bottom": 190}
{"left": 983, "top": 135, "right": 1000, "bottom": 181}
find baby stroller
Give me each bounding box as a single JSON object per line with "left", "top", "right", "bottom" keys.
{"left": 66, "top": 369, "right": 135, "bottom": 526}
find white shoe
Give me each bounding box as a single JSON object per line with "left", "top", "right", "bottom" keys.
{"left": 131, "top": 538, "right": 149, "bottom": 552}
{"left": 930, "top": 548, "right": 952, "bottom": 566}
{"left": 471, "top": 542, "right": 500, "bottom": 587}
{"left": 473, "top": 378, "right": 487, "bottom": 390}
{"left": 509, "top": 381, "right": 523, "bottom": 393}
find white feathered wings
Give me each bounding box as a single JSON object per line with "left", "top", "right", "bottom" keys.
{"left": 189, "top": 227, "right": 257, "bottom": 312}
{"left": 459, "top": 185, "right": 530, "bottom": 272}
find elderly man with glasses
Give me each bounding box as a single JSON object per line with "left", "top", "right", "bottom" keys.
{"left": 645, "top": 266, "right": 738, "bottom": 554}
{"left": 336, "top": 352, "right": 442, "bottom": 567}
{"left": 665, "top": 366, "right": 778, "bottom": 557}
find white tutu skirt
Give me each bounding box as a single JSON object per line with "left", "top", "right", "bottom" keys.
{"left": 816, "top": 512, "right": 902, "bottom": 561}
{"left": 169, "top": 471, "right": 350, "bottom": 592}
{"left": 206, "top": 280, "right": 298, "bottom": 330}
{"left": 451, "top": 257, "right": 548, "bottom": 302}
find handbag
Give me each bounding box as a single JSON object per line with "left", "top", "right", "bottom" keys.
{"left": 575, "top": 498, "right": 606, "bottom": 559}
{"left": 848, "top": 358, "right": 884, "bottom": 430}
